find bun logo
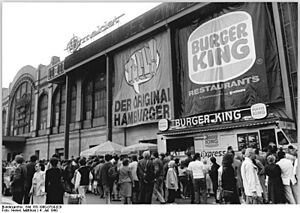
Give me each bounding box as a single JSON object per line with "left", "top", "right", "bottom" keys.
{"left": 188, "top": 11, "right": 256, "bottom": 84}
{"left": 125, "top": 39, "right": 160, "bottom": 93}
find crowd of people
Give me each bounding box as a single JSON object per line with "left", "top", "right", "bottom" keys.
{"left": 5, "top": 143, "right": 299, "bottom": 205}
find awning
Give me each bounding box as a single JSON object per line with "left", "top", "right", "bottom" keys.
{"left": 2, "top": 136, "right": 27, "bottom": 145}
{"left": 159, "top": 117, "right": 280, "bottom": 136}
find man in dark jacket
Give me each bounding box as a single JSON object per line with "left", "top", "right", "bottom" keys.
{"left": 209, "top": 157, "right": 220, "bottom": 203}
{"left": 10, "top": 155, "right": 27, "bottom": 204}
{"left": 100, "top": 154, "right": 113, "bottom": 204}
{"left": 137, "top": 151, "right": 155, "bottom": 204}
{"left": 24, "top": 155, "right": 38, "bottom": 204}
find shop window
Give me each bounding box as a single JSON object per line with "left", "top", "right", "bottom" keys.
{"left": 237, "top": 132, "right": 259, "bottom": 151}
{"left": 259, "top": 129, "right": 276, "bottom": 151}
{"left": 166, "top": 137, "right": 194, "bottom": 156}
{"left": 38, "top": 94, "right": 48, "bottom": 130}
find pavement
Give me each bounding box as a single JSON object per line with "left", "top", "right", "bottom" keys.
{"left": 2, "top": 192, "right": 217, "bottom": 205}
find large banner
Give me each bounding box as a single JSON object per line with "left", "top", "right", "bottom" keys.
{"left": 175, "top": 3, "right": 283, "bottom": 116}
{"left": 113, "top": 32, "right": 172, "bottom": 127}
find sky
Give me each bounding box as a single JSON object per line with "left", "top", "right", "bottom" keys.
{"left": 2, "top": 2, "right": 161, "bottom": 88}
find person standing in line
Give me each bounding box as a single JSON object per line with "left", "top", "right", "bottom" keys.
{"left": 29, "top": 163, "right": 46, "bottom": 204}
{"left": 129, "top": 155, "right": 139, "bottom": 204}
{"left": 166, "top": 160, "right": 178, "bottom": 203}
{"left": 203, "top": 159, "right": 212, "bottom": 197}
{"left": 228, "top": 150, "right": 245, "bottom": 203}
{"left": 45, "top": 157, "right": 64, "bottom": 204}
{"left": 100, "top": 154, "right": 113, "bottom": 204}
{"left": 152, "top": 152, "right": 166, "bottom": 204}
{"left": 209, "top": 157, "right": 220, "bottom": 203}
{"left": 162, "top": 154, "right": 171, "bottom": 201}
{"left": 276, "top": 150, "right": 298, "bottom": 204}
{"left": 137, "top": 151, "right": 155, "bottom": 204}
{"left": 221, "top": 153, "right": 240, "bottom": 204}
{"left": 94, "top": 159, "right": 105, "bottom": 198}
{"left": 178, "top": 160, "right": 188, "bottom": 199}
{"left": 10, "top": 155, "right": 28, "bottom": 204}
{"left": 74, "top": 158, "right": 93, "bottom": 204}
{"left": 24, "top": 155, "right": 38, "bottom": 204}
{"left": 241, "top": 148, "right": 263, "bottom": 204}
{"left": 264, "top": 155, "right": 285, "bottom": 204}
{"left": 184, "top": 152, "right": 194, "bottom": 203}
{"left": 187, "top": 153, "right": 207, "bottom": 204}
{"left": 119, "top": 159, "right": 134, "bottom": 204}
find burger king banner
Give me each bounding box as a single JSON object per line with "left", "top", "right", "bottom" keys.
{"left": 113, "top": 31, "right": 172, "bottom": 127}
{"left": 174, "top": 3, "right": 283, "bottom": 116}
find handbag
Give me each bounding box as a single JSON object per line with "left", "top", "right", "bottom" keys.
{"left": 222, "top": 189, "right": 234, "bottom": 200}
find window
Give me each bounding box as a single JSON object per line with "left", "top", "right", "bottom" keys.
{"left": 277, "top": 131, "right": 289, "bottom": 145}
{"left": 38, "top": 94, "right": 48, "bottom": 130}
{"left": 55, "top": 148, "right": 64, "bottom": 159}
{"left": 83, "top": 72, "right": 106, "bottom": 122}
{"left": 10, "top": 81, "right": 34, "bottom": 136}
{"left": 70, "top": 85, "right": 77, "bottom": 123}
{"left": 60, "top": 85, "right": 66, "bottom": 125}
{"left": 237, "top": 132, "right": 259, "bottom": 151}
{"left": 94, "top": 73, "right": 106, "bottom": 118}
{"left": 35, "top": 150, "right": 40, "bottom": 160}
{"left": 83, "top": 80, "right": 93, "bottom": 120}
{"left": 2, "top": 110, "right": 6, "bottom": 135}
{"left": 259, "top": 129, "right": 276, "bottom": 151}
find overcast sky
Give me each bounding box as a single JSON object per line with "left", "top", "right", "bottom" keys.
{"left": 2, "top": 2, "right": 161, "bottom": 88}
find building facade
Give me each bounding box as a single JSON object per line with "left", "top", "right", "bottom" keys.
{"left": 2, "top": 2, "right": 297, "bottom": 161}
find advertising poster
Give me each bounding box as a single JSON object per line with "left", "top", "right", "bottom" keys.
{"left": 174, "top": 3, "right": 284, "bottom": 116}
{"left": 113, "top": 31, "right": 172, "bottom": 127}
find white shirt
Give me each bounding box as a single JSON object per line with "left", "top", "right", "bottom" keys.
{"left": 241, "top": 157, "right": 263, "bottom": 197}
{"left": 129, "top": 161, "right": 138, "bottom": 181}
{"left": 276, "top": 158, "right": 297, "bottom": 185}
{"left": 187, "top": 160, "right": 206, "bottom": 179}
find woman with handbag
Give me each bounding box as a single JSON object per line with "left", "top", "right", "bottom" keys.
{"left": 221, "top": 153, "right": 240, "bottom": 204}
{"left": 29, "top": 163, "right": 46, "bottom": 204}
{"left": 166, "top": 160, "right": 178, "bottom": 203}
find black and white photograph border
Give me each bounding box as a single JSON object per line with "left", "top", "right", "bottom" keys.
{"left": 1, "top": 0, "right": 299, "bottom": 211}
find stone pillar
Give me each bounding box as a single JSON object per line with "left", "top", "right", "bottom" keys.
{"left": 106, "top": 55, "right": 112, "bottom": 142}
{"left": 46, "top": 83, "right": 53, "bottom": 134}
{"left": 64, "top": 75, "right": 72, "bottom": 159}
{"left": 32, "top": 89, "right": 39, "bottom": 137}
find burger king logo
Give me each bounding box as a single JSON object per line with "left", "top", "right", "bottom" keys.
{"left": 188, "top": 11, "right": 256, "bottom": 84}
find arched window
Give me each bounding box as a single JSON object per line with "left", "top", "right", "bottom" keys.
{"left": 38, "top": 94, "right": 48, "bottom": 130}
{"left": 70, "top": 85, "right": 77, "bottom": 123}
{"left": 2, "top": 110, "right": 6, "bottom": 135}
{"left": 10, "top": 81, "right": 35, "bottom": 136}
{"left": 52, "top": 84, "right": 69, "bottom": 131}
{"left": 52, "top": 89, "right": 61, "bottom": 127}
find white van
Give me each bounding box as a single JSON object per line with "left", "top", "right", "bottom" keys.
{"left": 194, "top": 121, "right": 297, "bottom": 164}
